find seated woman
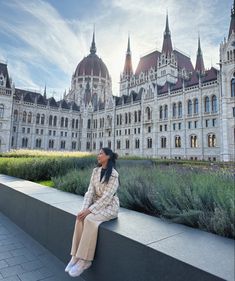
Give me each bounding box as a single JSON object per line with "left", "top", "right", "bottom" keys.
{"left": 65, "top": 147, "right": 119, "bottom": 277}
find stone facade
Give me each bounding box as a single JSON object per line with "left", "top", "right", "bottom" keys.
{"left": 0, "top": 4, "right": 234, "bottom": 161}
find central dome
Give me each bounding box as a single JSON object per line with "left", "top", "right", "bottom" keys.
{"left": 74, "top": 32, "right": 110, "bottom": 79}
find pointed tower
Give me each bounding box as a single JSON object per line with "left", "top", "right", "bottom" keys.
{"left": 228, "top": 0, "right": 235, "bottom": 39}
{"left": 161, "top": 13, "right": 173, "bottom": 56}
{"left": 219, "top": 1, "right": 235, "bottom": 161}
{"left": 90, "top": 28, "right": 96, "bottom": 55}
{"left": 157, "top": 13, "right": 178, "bottom": 86}
{"left": 195, "top": 36, "right": 205, "bottom": 74}
{"left": 120, "top": 35, "right": 134, "bottom": 96}
{"left": 123, "top": 36, "right": 133, "bottom": 77}
{"left": 43, "top": 85, "right": 47, "bottom": 99}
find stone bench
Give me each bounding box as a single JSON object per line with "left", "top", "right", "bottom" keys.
{"left": 0, "top": 174, "right": 234, "bottom": 281}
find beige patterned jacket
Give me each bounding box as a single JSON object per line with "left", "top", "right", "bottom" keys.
{"left": 81, "top": 166, "right": 120, "bottom": 218}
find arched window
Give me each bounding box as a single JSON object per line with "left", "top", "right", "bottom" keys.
{"left": 14, "top": 110, "right": 18, "bottom": 121}
{"left": 76, "top": 119, "right": 79, "bottom": 129}
{"left": 65, "top": 118, "right": 68, "bottom": 128}
{"left": 28, "top": 112, "right": 32, "bottom": 123}
{"left": 36, "top": 113, "right": 40, "bottom": 124}
{"left": 49, "top": 115, "right": 53, "bottom": 126}
{"left": 135, "top": 139, "right": 140, "bottom": 149}
{"left": 190, "top": 135, "right": 198, "bottom": 148}
{"left": 53, "top": 116, "right": 57, "bottom": 126}
{"left": 22, "top": 111, "right": 27, "bottom": 123}
{"left": 231, "top": 77, "right": 235, "bottom": 97}
{"left": 175, "top": 136, "right": 181, "bottom": 148}
{"left": 147, "top": 138, "right": 152, "bottom": 148}
{"left": 172, "top": 103, "right": 176, "bottom": 118}
{"left": 87, "top": 119, "right": 91, "bottom": 129}
{"left": 159, "top": 106, "right": 163, "bottom": 119}
{"left": 194, "top": 98, "right": 198, "bottom": 114}
{"left": 134, "top": 111, "right": 137, "bottom": 123}
{"left": 146, "top": 107, "right": 151, "bottom": 120}
{"left": 208, "top": 134, "right": 216, "bottom": 147}
{"left": 178, "top": 102, "right": 182, "bottom": 117}
{"left": 211, "top": 95, "right": 217, "bottom": 112}
{"left": 187, "top": 100, "right": 192, "bottom": 115}
{"left": 72, "top": 119, "right": 75, "bottom": 129}
{"left": 205, "top": 96, "right": 210, "bottom": 113}
{"left": 128, "top": 112, "right": 131, "bottom": 123}
{"left": 164, "top": 105, "right": 168, "bottom": 119}
{"left": 61, "top": 117, "right": 64, "bottom": 127}
{"left": 41, "top": 114, "right": 45, "bottom": 125}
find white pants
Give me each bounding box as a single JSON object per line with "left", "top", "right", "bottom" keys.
{"left": 70, "top": 213, "right": 116, "bottom": 261}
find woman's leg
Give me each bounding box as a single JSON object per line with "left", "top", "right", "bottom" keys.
{"left": 70, "top": 218, "right": 84, "bottom": 257}
{"left": 75, "top": 213, "right": 109, "bottom": 261}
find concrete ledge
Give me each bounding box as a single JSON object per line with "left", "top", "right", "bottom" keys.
{"left": 0, "top": 174, "right": 234, "bottom": 281}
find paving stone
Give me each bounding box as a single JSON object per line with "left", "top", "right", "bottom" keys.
{"left": 0, "top": 264, "right": 26, "bottom": 278}
{"left": 0, "top": 251, "right": 12, "bottom": 261}
{"left": 1, "top": 276, "right": 21, "bottom": 281}
{"left": 0, "top": 260, "right": 8, "bottom": 269}
{"left": 20, "top": 260, "right": 44, "bottom": 272}
{"left": 5, "top": 255, "right": 34, "bottom": 267}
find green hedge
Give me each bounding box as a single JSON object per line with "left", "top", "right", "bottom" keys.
{"left": 51, "top": 165, "right": 235, "bottom": 239}
{"left": 0, "top": 157, "right": 96, "bottom": 181}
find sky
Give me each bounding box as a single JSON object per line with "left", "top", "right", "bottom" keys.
{"left": 0, "top": 0, "right": 233, "bottom": 99}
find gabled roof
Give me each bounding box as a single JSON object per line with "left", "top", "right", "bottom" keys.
{"left": 58, "top": 99, "right": 70, "bottom": 109}
{"left": 123, "top": 95, "right": 131, "bottom": 104}
{"left": 135, "top": 50, "right": 161, "bottom": 76}
{"left": 48, "top": 97, "right": 58, "bottom": 108}
{"left": 69, "top": 101, "right": 80, "bottom": 111}
{"left": 173, "top": 50, "right": 194, "bottom": 72}
{"left": 201, "top": 67, "right": 218, "bottom": 84}
{"left": 158, "top": 83, "right": 168, "bottom": 95}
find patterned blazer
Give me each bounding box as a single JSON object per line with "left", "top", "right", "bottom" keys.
{"left": 82, "top": 166, "right": 120, "bottom": 218}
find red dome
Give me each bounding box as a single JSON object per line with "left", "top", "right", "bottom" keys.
{"left": 74, "top": 53, "right": 110, "bottom": 79}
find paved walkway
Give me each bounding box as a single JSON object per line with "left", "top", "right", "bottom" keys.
{"left": 0, "top": 212, "right": 84, "bottom": 281}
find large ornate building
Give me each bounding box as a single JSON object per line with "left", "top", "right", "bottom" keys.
{"left": 0, "top": 3, "right": 234, "bottom": 161}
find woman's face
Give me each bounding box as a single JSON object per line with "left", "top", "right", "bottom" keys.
{"left": 97, "top": 149, "right": 109, "bottom": 166}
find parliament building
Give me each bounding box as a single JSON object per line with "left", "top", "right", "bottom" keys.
{"left": 0, "top": 3, "right": 235, "bottom": 161}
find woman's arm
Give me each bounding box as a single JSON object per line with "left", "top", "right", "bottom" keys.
{"left": 88, "top": 173, "right": 119, "bottom": 215}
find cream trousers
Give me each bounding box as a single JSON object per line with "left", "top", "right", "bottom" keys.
{"left": 70, "top": 213, "right": 116, "bottom": 261}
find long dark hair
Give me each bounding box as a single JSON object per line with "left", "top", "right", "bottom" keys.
{"left": 97, "top": 147, "right": 118, "bottom": 183}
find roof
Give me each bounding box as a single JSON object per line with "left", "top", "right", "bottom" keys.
{"left": 74, "top": 53, "right": 110, "bottom": 79}
{"left": 15, "top": 89, "right": 43, "bottom": 103}
{"left": 0, "top": 63, "right": 11, "bottom": 88}
{"left": 135, "top": 50, "right": 161, "bottom": 76}
{"left": 201, "top": 67, "right": 218, "bottom": 83}
{"left": 173, "top": 50, "right": 194, "bottom": 72}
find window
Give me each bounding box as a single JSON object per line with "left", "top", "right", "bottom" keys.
{"left": 194, "top": 98, "right": 198, "bottom": 114}
{"left": 159, "top": 106, "right": 163, "bottom": 120}
{"left": 161, "top": 137, "right": 167, "bottom": 148}
{"left": 125, "top": 113, "right": 128, "bottom": 124}
{"left": 61, "top": 117, "right": 64, "bottom": 127}
{"left": 22, "top": 138, "right": 28, "bottom": 148}
{"left": 147, "top": 138, "right": 152, "bottom": 148}
{"left": 99, "top": 141, "right": 103, "bottom": 149}
{"left": 208, "top": 134, "right": 216, "bottom": 147}
{"left": 53, "top": 116, "right": 57, "bottom": 126}
{"left": 72, "top": 141, "right": 77, "bottom": 150}
{"left": 22, "top": 127, "right": 25, "bottom": 133}
{"left": 36, "top": 113, "right": 40, "bottom": 124}
{"left": 48, "top": 140, "right": 54, "bottom": 149}
{"left": 72, "top": 119, "right": 75, "bottom": 129}
{"left": 205, "top": 96, "right": 210, "bottom": 113}
{"left": 160, "top": 125, "right": 163, "bottom": 132}
{"left": 233, "top": 107, "right": 235, "bottom": 117}
{"left": 188, "top": 100, "right": 192, "bottom": 115}
{"left": 188, "top": 121, "right": 192, "bottom": 129}
{"left": 211, "top": 95, "right": 217, "bottom": 113}
{"left": 173, "top": 123, "right": 176, "bottom": 130}
{"left": 126, "top": 139, "right": 130, "bottom": 149}
{"left": 36, "top": 139, "right": 42, "bottom": 148}
{"left": 41, "top": 114, "right": 45, "bottom": 125}
{"left": 134, "top": 111, "right": 137, "bottom": 122}
{"left": 87, "top": 119, "right": 91, "bottom": 129}
{"left": 0, "top": 104, "right": 4, "bottom": 118}
{"left": 117, "top": 140, "right": 121, "bottom": 149}
{"left": 22, "top": 111, "right": 27, "bottom": 123}
{"left": 190, "top": 135, "right": 198, "bottom": 148}
{"left": 172, "top": 103, "right": 177, "bottom": 118}
{"left": 178, "top": 102, "right": 182, "bottom": 117}
{"left": 14, "top": 110, "right": 18, "bottom": 121}
{"left": 135, "top": 139, "right": 140, "bottom": 149}
{"left": 28, "top": 112, "right": 32, "bottom": 123}
{"left": 164, "top": 105, "right": 168, "bottom": 119}
{"left": 146, "top": 107, "right": 151, "bottom": 120}
{"left": 231, "top": 77, "right": 235, "bottom": 97}
{"left": 138, "top": 128, "right": 140, "bottom": 134}
{"left": 65, "top": 118, "right": 68, "bottom": 128}
{"left": 148, "top": 126, "right": 151, "bottom": 133}
{"left": 27, "top": 128, "right": 30, "bottom": 134}
{"left": 178, "top": 123, "right": 182, "bottom": 130}
{"left": 212, "top": 119, "right": 217, "bottom": 127}
{"left": 138, "top": 110, "right": 141, "bottom": 122}
{"left": 108, "top": 141, "right": 111, "bottom": 149}
{"left": 175, "top": 136, "right": 181, "bottom": 148}
{"left": 60, "top": 140, "right": 66, "bottom": 149}
{"left": 205, "top": 119, "right": 209, "bottom": 127}
{"left": 164, "top": 124, "right": 167, "bottom": 131}
{"left": 194, "top": 121, "right": 198, "bottom": 128}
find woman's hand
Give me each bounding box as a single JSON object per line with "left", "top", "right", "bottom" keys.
{"left": 76, "top": 208, "right": 91, "bottom": 221}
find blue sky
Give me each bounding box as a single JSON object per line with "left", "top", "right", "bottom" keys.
{"left": 0, "top": 0, "right": 232, "bottom": 98}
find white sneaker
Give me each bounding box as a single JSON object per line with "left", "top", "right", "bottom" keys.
{"left": 68, "top": 260, "right": 92, "bottom": 277}
{"left": 65, "top": 257, "right": 79, "bottom": 272}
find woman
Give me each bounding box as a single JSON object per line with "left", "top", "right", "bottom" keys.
{"left": 65, "top": 147, "right": 119, "bottom": 277}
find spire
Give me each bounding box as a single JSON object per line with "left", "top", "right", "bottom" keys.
{"left": 90, "top": 26, "right": 97, "bottom": 54}
{"left": 161, "top": 12, "right": 173, "bottom": 55}
{"left": 195, "top": 36, "right": 205, "bottom": 74}
{"left": 123, "top": 35, "right": 133, "bottom": 77}
{"left": 43, "top": 84, "right": 47, "bottom": 98}
{"left": 228, "top": 0, "right": 235, "bottom": 39}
